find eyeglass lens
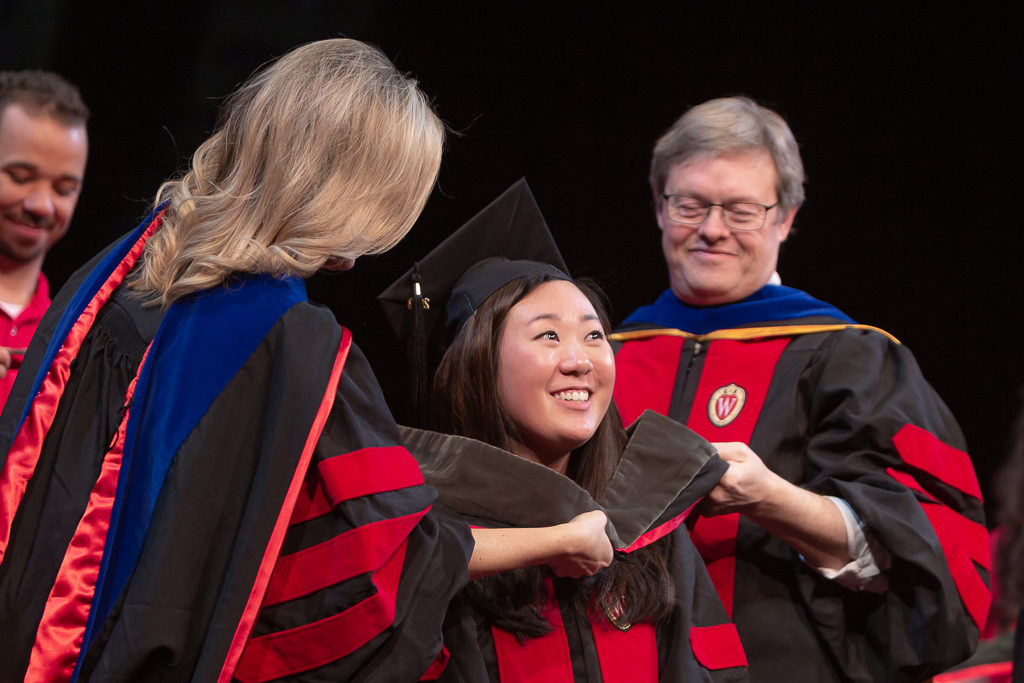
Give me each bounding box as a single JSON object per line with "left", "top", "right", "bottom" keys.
{"left": 666, "top": 196, "right": 767, "bottom": 231}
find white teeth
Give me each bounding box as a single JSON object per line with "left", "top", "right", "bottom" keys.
{"left": 555, "top": 390, "right": 590, "bottom": 402}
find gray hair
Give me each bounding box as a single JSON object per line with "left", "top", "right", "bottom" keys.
{"left": 650, "top": 96, "right": 805, "bottom": 213}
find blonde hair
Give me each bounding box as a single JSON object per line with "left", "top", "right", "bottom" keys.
{"left": 132, "top": 38, "right": 443, "bottom": 307}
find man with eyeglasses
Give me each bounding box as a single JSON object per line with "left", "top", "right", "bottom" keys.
{"left": 610, "top": 97, "right": 987, "bottom": 681}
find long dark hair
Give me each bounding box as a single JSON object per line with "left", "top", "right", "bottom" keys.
{"left": 433, "top": 274, "right": 675, "bottom": 638}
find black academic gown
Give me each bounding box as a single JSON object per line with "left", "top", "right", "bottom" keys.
{"left": 0, "top": 209, "right": 472, "bottom": 682}
{"left": 402, "top": 412, "right": 750, "bottom": 682}
{"left": 611, "top": 285, "right": 990, "bottom": 682}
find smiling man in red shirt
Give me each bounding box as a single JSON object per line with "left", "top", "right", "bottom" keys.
{"left": 0, "top": 70, "right": 88, "bottom": 405}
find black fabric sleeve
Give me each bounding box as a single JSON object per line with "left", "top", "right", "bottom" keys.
{"left": 796, "top": 328, "right": 986, "bottom": 681}
{"left": 278, "top": 340, "right": 474, "bottom": 682}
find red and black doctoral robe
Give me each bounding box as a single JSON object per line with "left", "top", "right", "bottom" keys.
{"left": 610, "top": 285, "right": 990, "bottom": 682}
{"left": 0, "top": 209, "right": 472, "bottom": 682}
{"left": 401, "top": 412, "right": 749, "bottom": 682}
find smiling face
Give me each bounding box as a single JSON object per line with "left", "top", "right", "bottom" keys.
{"left": 0, "top": 103, "right": 87, "bottom": 267}
{"left": 495, "top": 279, "right": 615, "bottom": 472}
{"left": 656, "top": 149, "right": 796, "bottom": 306}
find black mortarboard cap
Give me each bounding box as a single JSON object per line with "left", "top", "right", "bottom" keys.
{"left": 378, "top": 178, "right": 570, "bottom": 425}
{"left": 379, "top": 178, "right": 569, "bottom": 343}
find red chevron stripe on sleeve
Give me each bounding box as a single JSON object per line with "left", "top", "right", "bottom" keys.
{"left": 886, "top": 467, "right": 991, "bottom": 629}
{"left": 892, "top": 424, "right": 982, "bottom": 499}
{"left": 261, "top": 509, "right": 428, "bottom": 606}
{"left": 288, "top": 470, "right": 334, "bottom": 525}
{"left": 234, "top": 539, "right": 410, "bottom": 682}
{"left": 318, "top": 446, "right": 425, "bottom": 504}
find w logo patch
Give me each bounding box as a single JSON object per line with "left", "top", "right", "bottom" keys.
{"left": 708, "top": 383, "right": 746, "bottom": 427}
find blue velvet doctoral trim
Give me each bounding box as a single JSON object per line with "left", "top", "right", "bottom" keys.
{"left": 13, "top": 203, "right": 166, "bottom": 438}
{"left": 76, "top": 273, "right": 308, "bottom": 678}
{"left": 622, "top": 284, "right": 854, "bottom": 335}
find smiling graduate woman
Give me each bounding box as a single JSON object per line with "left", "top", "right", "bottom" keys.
{"left": 382, "top": 180, "right": 750, "bottom": 682}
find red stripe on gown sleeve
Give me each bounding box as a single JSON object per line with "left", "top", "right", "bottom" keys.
{"left": 686, "top": 337, "right": 789, "bottom": 617}
{"left": 234, "top": 538, "right": 410, "bottom": 682}
{"left": 689, "top": 623, "right": 748, "bottom": 670}
{"left": 217, "top": 329, "right": 352, "bottom": 682}
{"left": 318, "top": 445, "right": 425, "bottom": 504}
{"left": 25, "top": 349, "right": 150, "bottom": 682}
{"left": 613, "top": 335, "right": 685, "bottom": 427}
{"left": 492, "top": 580, "right": 574, "bottom": 683}
{"left": 261, "top": 509, "right": 427, "bottom": 606}
{"left": 592, "top": 619, "right": 657, "bottom": 682}
{"left": 0, "top": 214, "right": 161, "bottom": 559}
{"left": 288, "top": 469, "right": 334, "bottom": 525}
{"left": 886, "top": 467, "right": 991, "bottom": 629}
{"left": 893, "top": 424, "right": 983, "bottom": 499}
{"left": 418, "top": 645, "right": 450, "bottom": 681}
{"left": 885, "top": 469, "right": 989, "bottom": 569}
{"left": 921, "top": 504, "right": 992, "bottom": 629}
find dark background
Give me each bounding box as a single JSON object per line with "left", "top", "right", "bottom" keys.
{"left": 2, "top": 2, "right": 1021, "bottom": 517}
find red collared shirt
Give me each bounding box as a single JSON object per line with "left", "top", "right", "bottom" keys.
{"left": 1, "top": 272, "right": 51, "bottom": 407}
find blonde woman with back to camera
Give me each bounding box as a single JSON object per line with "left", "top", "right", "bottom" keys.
{"left": 0, "top": 39, "right": 610, "bottom": 682}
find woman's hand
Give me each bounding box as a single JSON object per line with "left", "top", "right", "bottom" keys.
{"left": 546, "top": 510, "right": 614, "bottom": 578}
{"left": 468, "top": 509, "right": 613, "bottom": 579}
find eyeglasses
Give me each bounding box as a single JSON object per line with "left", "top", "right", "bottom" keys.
{"left": 662, "top": 194, "right": 779, "bottom": 231}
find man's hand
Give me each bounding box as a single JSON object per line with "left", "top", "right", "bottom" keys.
{"left": 0, "top": 346, "right": 14, "bottom": 379}
{"left": 700, "top": 441, "right": 780, "bottom": 516}
{"left": 701, "top": 441, "right": 851, "bottom": 570}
